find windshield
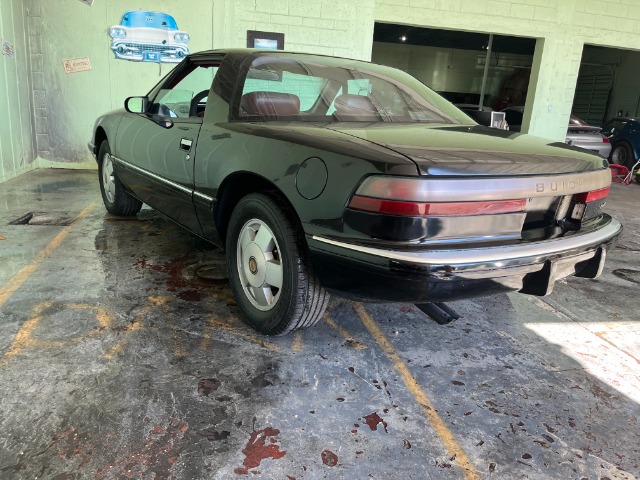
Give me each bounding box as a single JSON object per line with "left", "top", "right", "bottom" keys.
{"left": 121, "top": 11, "right": 178, "bottom": 30}
{"left": 238, "top": 54, "right": 474, "bottom": 124}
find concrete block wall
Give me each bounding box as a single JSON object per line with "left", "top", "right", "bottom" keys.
{"left": 0, "top": 0, "right": 37, "bottom": 183}
{"left": 12, "top": 0, "right": 374, "bottom": 169}
{"left": 25, "top": 0, "right": 49, "bottom": 158}
{"left": 230, "top": 0, "right": 375, "bottom": 60}
{"left": 375, "top": 0, "right": 640, "bottom": 141}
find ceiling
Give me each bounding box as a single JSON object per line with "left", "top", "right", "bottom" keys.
{"left": 373, "top": 23, "right": 537, "bottom": 56}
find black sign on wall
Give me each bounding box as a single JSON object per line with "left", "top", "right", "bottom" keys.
{"left": 247, "top": 30, "right": 285, "bottom": 50}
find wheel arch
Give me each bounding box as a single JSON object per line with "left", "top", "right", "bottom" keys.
{"left": 94, "top": 127, "right": 108, "bottom": 160}
{"left": 627, "top": 138, "right": 640, "bottom": 162}
{"left": 214, "top": 171, "right": 303, "bottom": 249}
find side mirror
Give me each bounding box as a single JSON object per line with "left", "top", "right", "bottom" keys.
{"left": 125, "top": 96, "right": 148, "bottom": 114}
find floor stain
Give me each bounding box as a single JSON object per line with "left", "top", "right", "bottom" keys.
{"left": 234, "top": 427, "right": 286, "bottom": 475}
{"left": 612, "top": 268, "right": 640, "bottom": 284}
{"left": 320, "top": 449, "right": 338, "bottom": 467}
{"left": 363, "top": 412, "right": 388, "bottom": 433}
{"left": 198, "top": 379, "right": 221, "bottom": 397}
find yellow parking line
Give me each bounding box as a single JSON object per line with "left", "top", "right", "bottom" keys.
{"left": 103, "top": 296, "right": 165, "bottom": 360}
{"left": 205, "top": 314, "right": 280, "bottom": 351}
{"left": 292, "top": 332, "right": 304, "bottom": 352}
{"left": 353, "top": 302, "right": 479, "bottom": 480}
{"left": 2, "top": 302, "right": 115, "bottom": 366}
{"left": 0, "top": 203, "right": 96, "bottom": 308}
{"left": 323, "top": 313, "right": 367, "bottom": 349}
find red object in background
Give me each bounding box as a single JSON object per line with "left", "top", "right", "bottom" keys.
{"left": 609, "top": 164, "right": 629, "bottom": 184}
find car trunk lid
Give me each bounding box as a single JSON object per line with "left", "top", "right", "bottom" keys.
{"left": 566, "top": 126, "right": 605, "bottom": 144}
{"left": 326, "top": 123, "right": 611, "bottom": 244}
{"left": 325, "top": 123, "right": 606, "bottom": 176}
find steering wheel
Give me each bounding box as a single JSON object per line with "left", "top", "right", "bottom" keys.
{"left": 190, "top": 89, "right": 210, "bottom": 117}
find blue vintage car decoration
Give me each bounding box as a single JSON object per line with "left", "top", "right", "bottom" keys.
{"left": 109, "top": 11, "right": 190, "bottom": 63}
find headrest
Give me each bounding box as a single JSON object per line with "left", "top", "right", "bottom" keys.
{"left": 333, "top": 94, "right": 380, "bottom": 117}
{"left": 241, "top": 92, "right": 300, "bottom": 116}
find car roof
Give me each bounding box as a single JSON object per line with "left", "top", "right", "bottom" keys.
{"left": 187, "top": 48, "right": 369, "bottom": 64}
{"left": 608, "top": 117, "right": 640, "bottom": 122}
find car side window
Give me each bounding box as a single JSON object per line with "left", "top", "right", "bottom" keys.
{"left": 150, "top": 65, "right": 218, "bottom": 118}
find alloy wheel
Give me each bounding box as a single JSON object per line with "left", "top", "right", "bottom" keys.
{"left": 102, "top": 153, "right": 116, "bottom": 204}
{"left": 236, "top": 218, "right": 283, "bottom": 311}
{"left": 612, "top": 146, "right": 627, "bottom": 165}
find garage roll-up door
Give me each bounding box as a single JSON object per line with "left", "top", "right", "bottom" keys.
{"left": 572, "top": 64, "right": 615, "bottom": 127}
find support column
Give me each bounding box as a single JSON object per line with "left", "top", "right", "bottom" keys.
{"left": 522, "top": 34, "right": 584, "bottom": 142}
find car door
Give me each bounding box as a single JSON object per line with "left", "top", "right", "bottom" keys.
{"left": 114, "top": 60, "right": 219, "bottom": 234}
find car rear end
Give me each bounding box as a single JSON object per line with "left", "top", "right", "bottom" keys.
{"left": 566, "top": 117, "right": 612, "bottom": 157}
{"left": 233, "top": 52, "right": 622, "bottom": 303}
{"left": 309, "top": 160, "right": 621, "bottom": 303}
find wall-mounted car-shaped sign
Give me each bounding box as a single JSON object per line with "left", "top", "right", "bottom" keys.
{"left": 109, "top": 11, "right": 190, "bottom": 64}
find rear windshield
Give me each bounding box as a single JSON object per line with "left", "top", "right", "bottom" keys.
{"left": 569, "top": 116, "right": 589, "bottom": 126}
{"left": 121, "top": 12, "right": 178, "bottom": 30}
{"left": 238, "top": 54, "right": 474, "bottom": 124}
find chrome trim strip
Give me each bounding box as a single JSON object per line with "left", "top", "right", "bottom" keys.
{"left": 111, "top": 155, "right": 192, "bottom": 196}
{"left": 357, "top": 169, "right": 611, "bottom": 202}
{"left": 312, "top": 217, "right": 622, "bottom": 266}
{"left": 193, "top": 190, "right": 215, "bottom": 203}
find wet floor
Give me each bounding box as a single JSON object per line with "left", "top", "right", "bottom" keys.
{"left": 0, "top": 169, "right": 638, "bottom": 479}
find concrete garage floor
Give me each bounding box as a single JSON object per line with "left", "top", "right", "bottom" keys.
{"left": 0, "top": 169, "right": 638, "bottom": 480}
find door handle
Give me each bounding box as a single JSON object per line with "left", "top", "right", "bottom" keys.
{"left": 179, "top": 138, "right": 193, "bottom": 151}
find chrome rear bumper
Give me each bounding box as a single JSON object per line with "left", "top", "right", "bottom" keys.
{"left": 311, "top": 214, "right": 621, "bottom": 299}
{"left": 314, "top": 215, "right": 620, "bottom": 271}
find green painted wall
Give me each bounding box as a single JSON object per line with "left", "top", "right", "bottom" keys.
{"left": 19, "top": 0, "right": 375, "bottom": 168}
{"left": 0, "top": 0, "right": 37, "bottom": 183}
{"left": 31, "top": 0, "right": 216, "bottom": 165}
{"left": 4, "top": 0, "right": 640, "bottom": 182}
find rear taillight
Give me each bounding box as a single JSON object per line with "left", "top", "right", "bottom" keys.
{"left": 572, "top": 186, "right": 609, "bottom": 203}
{"left": 348, "top": 196, "right": 526, "bottom": 216}
{"left": 349, "top": 177, "right": 527, "bottom": 217}
{"left": 570, "top": 186, "right": 609, "bottom": 221}
{"left": 602, "top": 137, "right": 610, "bottom": 143}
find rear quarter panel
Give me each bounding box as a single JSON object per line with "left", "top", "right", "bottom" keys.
{"left": 192, "top": 122, "right": 419, "bottom": 240}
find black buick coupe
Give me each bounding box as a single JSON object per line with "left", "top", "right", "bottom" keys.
{"left": 89, "top": 49, "right": 621, "bottom": 335}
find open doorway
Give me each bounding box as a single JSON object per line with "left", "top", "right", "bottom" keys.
{"left": 573, "top": 45, "right": 640, "bottom": 127}
{"left": 372, "top": 23, "right": 536, "bottom": 130}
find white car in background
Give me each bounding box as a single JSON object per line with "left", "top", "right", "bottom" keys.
{"left": 109, "top": 11, "right": 190, "bottom": 64}
{"left": 503, "top": 107, "right": 612, "bottom": 157}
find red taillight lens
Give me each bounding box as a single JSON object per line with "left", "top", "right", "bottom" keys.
{"left": 348, "top": 195, "right": 527, "bottom": 216}
{"left": 602, "top": 137, "right": 610, "bottom": 143}
{"left": 572, "top": 186, "right": 610, "bottom": 203}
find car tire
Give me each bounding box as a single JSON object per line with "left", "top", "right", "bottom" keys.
{"left": 226, "top": 193, "right": 329, "bottom": 335}
{"left": 610, "top": 142, "right": 635, "bottom": 169}
{"left": 98, "top": 140, "right": 143, "bottom": 216}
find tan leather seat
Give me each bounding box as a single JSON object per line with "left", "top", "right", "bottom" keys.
{"left": 334, "top": 94, "right": 380, "bottom": 118}
{"left": 241, "top": 92, "right": 301, "bottom": 116}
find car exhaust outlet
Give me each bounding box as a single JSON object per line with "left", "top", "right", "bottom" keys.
{"left": 415, "top": 302, "right": 461, "bottom": 325}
